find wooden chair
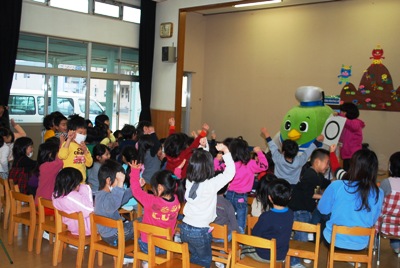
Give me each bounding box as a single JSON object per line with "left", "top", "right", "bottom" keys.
{"left": 8, "top": 190, "right": 36, "bottom": 252}
{"left": 133, "top": 220, "right": 172, "bottom": 268}
{"left": 210, "top": 223, "right": 232, "bottom": 268}
{"left": 285, "top": 221, "right": 321, "bottom": 268}
{"left": 88, "top": 213, "right": 135, "bottom": 268}
{"left": 0, "top": 179, "right": 11, "bottom": 229}
{"left": 327, "top": 225, "right": 375, "bottom": 268}
{"left": 231, "top": 231, "right": 279, "bottom": 268}
{"left": 147, "top": 234, "right": 203, "bottom": 268}
{"left": 52, "top": 208, "right": 91, "bottom": 268}
{"left": 246, "top": 215, "right": 258, "bottom": 235}
{"left": 36, "top": 197, "right": 56, "bottom": 254}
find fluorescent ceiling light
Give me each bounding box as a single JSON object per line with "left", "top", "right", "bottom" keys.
{"left": 234, "top": 0, "right": 282, "bottom": 8}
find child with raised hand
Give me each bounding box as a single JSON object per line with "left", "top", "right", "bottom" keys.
{"left": 164, "top": 122, "right": 209, "bottom": 178}
{"left": 35, "top": 141, "right": 63, "bottom": 206}
{"left": 225, "top": 135, "right": 268, "bottom": 234}
{"left": 58, "top": 115, "right": 93, "bottom": 182}
{"left": 129, "top": 160, "right": 185, "bottom": 257}
{"left": 94, "top": 159, "right": 134, "bottom": 246}
{"left": 52, "top": 167, "right": 94, "bottom": 236}
{"left": 87, "top": 144, "right": 111, "bottom": 194}
{"left": 261, "top": 127, "right": 323, "bottom": 186}
{"left": 181, "top": 143, "right": 235, "bottom": 268}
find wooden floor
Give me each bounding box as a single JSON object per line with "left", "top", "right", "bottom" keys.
{"left": 0, "top": 222, "right": 400, "bottom": 268}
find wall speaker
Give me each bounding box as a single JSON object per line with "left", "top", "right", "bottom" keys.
{"left": 162, "top": 46, "right": 176, "bottom": 62}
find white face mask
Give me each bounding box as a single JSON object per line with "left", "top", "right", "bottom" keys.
{"left": 75, "top": 133, "right": 87, "bottom": 144}
{"left": 108, "top": 185, "right": 113, "bottom": 192}
{"left": 28, "top": 152, "right": 33, "bottom": 158}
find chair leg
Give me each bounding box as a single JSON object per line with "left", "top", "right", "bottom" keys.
{"left": 98, "top": 252, "right": 104, "bottom": 266}
{"left": 88, "top": 248, "right": 96, "bottom": 268}
{"left": 3, "top": 203, "right": 10, "bottom": 230}
{"left": 284, "top": 255, "right": 290, "bottom": 268}
{"left": 377, "top": 234, "right": 381, "bottom": 266}
{"left": 76, "top": 247, "right": 85, "bottom": 268}
{"left": 115, "top": 255, "right": 124, "bottom": 268}
{"left": 52, "top": 239, "right": 60, "bottom": 266}
{"left": 7, "top": 219, "right": 14, "bottom": 245}
{"left": 36, "top": 228, "right": 44, "bottom": 254}
{"left": 27, "top": 222, "right": 35, "bottom": 252}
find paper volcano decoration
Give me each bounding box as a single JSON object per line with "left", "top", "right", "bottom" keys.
{"left": 280, "top": 86, "right": 333, "bottom": 149}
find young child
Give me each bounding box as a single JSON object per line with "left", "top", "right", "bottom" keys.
{"left": 288, "top": 148, "right": 331, "bottom": 268}
{"left": 242, "top": 179, "right": 293, "bottom": 262}
{"left": 129, "top": 162, "right": 185, "bottom": 258}
{"left": 94, "top": 159, "right": 134, "bottom": 245}
{"left": 339, "top": 102, "right": 365, "bottom": 171}
{"left": 225, "top": 135, "right": 268, "bottom": 234}
{"left": 35, "top": 141, "right": 63, "bottom": 205}
{"left": 181, "top": 144, "right": 235, "bottom": 268}
{"left": 53, "top": 112, "right": 68, "bottom": 140}
{"left": 87, "top": 144, "right": 111, "bottom": 194}
{"left": 0, "top": 130, "right": 10, "bottom": 179}
{"left": 9, "top": 137, "right": 37, "bottom": 194}
{"left": 164, "top": 122, "right": 209, "bottom": 178}
{"left": 213, "top": 183, "right": 240, "bottom": 242}
{"left": 137, "top": 134, "right": 161, "bottom": 184}
{"left": 261, "top": 127, "right": 323, "bottom": 186}
{"left": 52, "top": 167, "right": 94, "bottom": 236}
{"left": 58, "top": 115, "right": 93, "bottom": 182}
{"left": 43, "top": 113, "right": 56, "bottom": 142}
{"left": 251, "top": 173, "right": 277, "bottom": 217}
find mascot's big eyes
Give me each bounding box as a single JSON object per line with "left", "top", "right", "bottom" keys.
{"left": 299, "top": 121, "right": 309, "bottom": 132}
{"left": 284, "top": 120, "right": 291, "bottom": 131}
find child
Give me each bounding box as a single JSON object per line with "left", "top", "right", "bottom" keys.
{"left": 242, "top": 179, "right": 294, "bottom": 262}
{"left": 261, "top": 127, "right": 323, "bottom": 186}
{"left": 213, "top": 183, "right": 240, "bottom": 242}
{"left": 52, "top": 167, "right": 94, "bottom": 236}
{"left": 58, "top": 115, "right": 93, "bottom": 182}
{"left": 87, "top": 144, "right": 111, "bottom": 194}
{"left": 164, "top": 122, "right": 209, "bottom": 178}
{"left": 53, "top": 112, "right": 68, "bottom": 140}
{"left": 35, "top": 141, "right": 63, "bottom": 205}
{"left": 129, "top": 162, "right": 185, "bottom": 257}
{"left": 94, "top": 159, "right": 134, "bottom": 245}
{"left": 225, "top": 135, "right": 268, "bottom": 234}
{"left": 9, "top": 137, "right": 37, "bottom": 194}
{"left": 377, "top": 151, "right": 400, "bottom": 253}
{"left": 251, "top": 173, "right": 277, "bottom": 217}
{"left": 339, "top": 102, "right": 365, "bottom": 171}
{"left": 137, "top": 134, "right": 161, "bottom": 184}
{"left": 43, "top": 113, "right": 56, "bottom": 142}
{"left": 181, "top": 144, "right": 235, "bottom": 268}
{"left": 289, "top": 148, "right": 331, "bottom": 268}
{"left": 0, "top": 127, "right": 14, "bottom": 163}
{"left": 0, "top": 130, "right": 10, "bottom": 179}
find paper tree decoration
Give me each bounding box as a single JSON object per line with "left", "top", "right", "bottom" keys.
{"left": 339, "top": 45, "right": 400, "bottom": 111}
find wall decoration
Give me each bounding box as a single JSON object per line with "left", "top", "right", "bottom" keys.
{"left": 338, "top": 65, "right": 352, "bottom": 85}
{"left": 160, "top": 22, "right": 173, "bottom": 38}
{"left": 339, "top": 45, "right": 400, "bottom": 111}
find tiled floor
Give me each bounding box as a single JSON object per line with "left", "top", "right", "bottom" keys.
{"left": 0, "top": 222, "right": 399, "bottom": 267}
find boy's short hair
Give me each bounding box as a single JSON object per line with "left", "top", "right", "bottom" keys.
{"left": 98, "top": 159, "right": 125, "bottom": 190}
{"left": 53, "top": 113, "right": 67, "bottom": 127}
{"left": 43, "top": 114, "right": 54, "bottom": 130}
{"left": 340, "top": 102, "right": 360, "bottom": 120}
{"left": 267, "top": 178, "right": 291, "bottom": 207}
{"left": 282, "top": 139, "right": 299, "bottom": 159}
{"left": 67, "top": 114, "right": 86, "bottom": 131}
{"left": 310, "top": 148, "right": 329, "bottom": 165}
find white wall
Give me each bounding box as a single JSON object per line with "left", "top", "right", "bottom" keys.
{"left": 21, "top": 1, "right": 139, "bottom": 48}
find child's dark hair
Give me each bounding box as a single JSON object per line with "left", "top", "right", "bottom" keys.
{"left": 53, "top": 113, "right": 67, "bottom": 127}
{"left": 267, "top": 178, "right": 292, "bottom": 207}
{"left": 0, "top": 136, "right": 4, "bottom": 148}
{"left": 121, "top": 145, "right": 138, "bottom": 163}
{"left": 93, "top": 144, "right": 110, "bottom": 162}
{"left": 256, "top": 173, "right": 277, "bottom": 211}
{"left": 389, "top": 152, "right": 400, "bottom": 177}
{"left": 136, "top": 121, "right": 152, "bottom": 138}
{"left": 98, "top": 159, "right": 125, "bottom": 190}
{"left": 67, "top": 114, "right": 86, "bottom": 131}
{"left": 35, "top": 142, "right": 59, "bottom": 176}
{"left": 12, "top": 137, "right": 33, "bottom": 161}
{"left": 121, "top": 124, "right": 136, "bottom": 140}
{"left": 43, "top": 113, "right": 55, "bottom": 130}
{"left": 95, "top": 114, "right": 109, "bottom": 127}
{"left": 85, "top": 119, "right": 93, "bottom": 127}
{"left": 45, "top": 136, "right": 60, "bottom": 146}
{"left": 282, "top": 139, "right": 299, "bottom": 159}
{"left": 346, "top": 149, "right": 379, "bottom": 212}
{"left": 340, "top": 102, "right": 360, "bottom": 120}
{"left": 0, "top": 127, "right": 12, "bottom": 141}
{"left": 86, "top": 126, "right": 102, "bottom": 144}
{"left": 137, "top": 135, "right": 154, "bottom": 163}
{"left": 310, "top": 148, "right": 330, "bottom": 165}
{"left": 150, "top": 170, "right": 185, "bottom": 203}
{"left": 53, "top": 167, "right": 82, "bottom": 198}
{"left": 113, "top": 130, "right": 123, "bottom": 141}
{"left": 186, "top": 149, "right": 215, "bottom": 183}
{"left": 164, "top": 133, "right": 190, "bottom": 158}
{"left": 229, "top": 137, "right": 250, "bottom": 164}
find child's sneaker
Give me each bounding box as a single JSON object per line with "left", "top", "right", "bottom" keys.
{"left": 304, "top": 259, "right": 312, "bottom": 264}
{"left": 347, "top": 262, "right": 361, "bottom": 267}
{"left": 307, "top": 233, "right": 314, "bottom": 241}
{"left": 123, "top": 256, "right": 134, "bottom": 265}
{"left": 142, "top": 261, "right": 148, "bottom": 268}
{"left": 215, "top": 261, "right": 225, "bottom": 268}
{"left": 291, "top": 263, "right": 306, "bottom": 268}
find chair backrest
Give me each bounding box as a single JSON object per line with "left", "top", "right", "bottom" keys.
{"left": 147, "top": 233, "right": 190, "bottom": 268}
{"left": 90, "top": 213, "right": 124, "bottom": 247}
{"left": 8, "top": 179, "right": 14, "bottom": 190}
{"left": 54, "top": 208, "right": 86, "bottom": 239}
{"left": 37, "top": 197, "right": 54, "bottom": 223}
{"left": 246, "top": 215, "right": 259, "bottom": 235}
{"left": 0, "top": 179, "right": 10, "bottom": 204}
{"left": 10, "top": 190, "right": 35, "bottom": 216}
{"left": 231, "top": 231, "right": 276, "bottom": 268}
{"left": 133, "top": 220, "right": 172, "bottom": 266}
{"left": 210, "top": 223, "right": 229, "bottom": 252}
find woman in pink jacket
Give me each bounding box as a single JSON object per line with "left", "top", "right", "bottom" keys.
{"left": 52, "top": 167, "right": 94, "bottom": 236}
{"left": 339, "top": 102, "right": 365, "bottom": 171}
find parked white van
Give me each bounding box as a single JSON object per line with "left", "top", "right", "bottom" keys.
{"left": 8, "top": 89, "right": 105, "bottom": 123}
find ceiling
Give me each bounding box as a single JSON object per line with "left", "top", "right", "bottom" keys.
{"left": 192, "top": 0, "right": 341, "bottom": 15}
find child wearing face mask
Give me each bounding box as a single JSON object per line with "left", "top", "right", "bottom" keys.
{"left": 9, "top": 136, "right": 37, "bottom": 194}
{"left": 58, "top": 115, "right": 93, "bottom": 182}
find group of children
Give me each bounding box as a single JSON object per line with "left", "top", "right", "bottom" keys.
{"left": 2, "top": 101, "right": 399, "bottom": 268}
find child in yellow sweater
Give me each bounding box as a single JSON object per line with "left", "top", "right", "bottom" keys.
{"left": 59, "top": 115, "right": 93, "bottom": 182}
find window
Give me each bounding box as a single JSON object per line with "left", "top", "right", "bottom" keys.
{"left": 8, "top": 95, "right": 36, "bottom": 115}
{"left": 50, "top": 0, "right": 88, "bottom": 13}
{"left": 123, "top": 6, "right": 141, "bottom": 23}
{"left": 95, "top": 2, "right": 119, "bottom": 18}
{"left": 16, "top": 34, "right": 46, "bottom": 67}
{"left": 49, "top": 38, "right": 87, "bottom": 70}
